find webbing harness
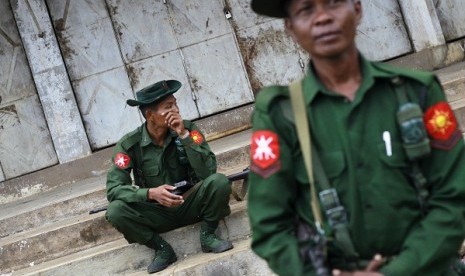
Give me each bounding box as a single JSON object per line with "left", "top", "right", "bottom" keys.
{"left": 288, "top": 80, "right": 360, "bottom": 268}
{"left": 391, "top": 77, "right": 430, "bottom": 215}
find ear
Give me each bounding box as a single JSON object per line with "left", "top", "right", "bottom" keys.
{"left": 145, "top": 108, "right": 154, "bottom": 121}
{"left": 284, "top": 18, "right": 299, "bottom": 44}
{"left": 354, "top": 0, "right": 363, "bottom": 26}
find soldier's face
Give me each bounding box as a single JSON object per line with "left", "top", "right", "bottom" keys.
{"left": 285, "top": 0, "right": 361, "bottom": 59}
{"left": 147, "top": 95, "right": 179, "bottom": 127}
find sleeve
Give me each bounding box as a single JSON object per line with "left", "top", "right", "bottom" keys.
{"left": 247, "top": 108, "right": 308, "bottom": 276}
{"left": 180, "top": 122, "right": 217, "bottom": 180}
{"left": 380, "top": 78, "right": 465, "bottom": 276}
{"left": 106, "top": 142, "right": 149, "bottom": 203}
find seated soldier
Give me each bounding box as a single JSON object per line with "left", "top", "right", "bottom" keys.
{"left": 105, "top": 80, "right": 233, "bottom": 274}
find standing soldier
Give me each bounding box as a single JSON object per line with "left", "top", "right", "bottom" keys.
{"left": 106, "top": 80, "right": 233, "bottom": 274}
{"left": 247, "top": 0, "right": 465, "bottom": 275}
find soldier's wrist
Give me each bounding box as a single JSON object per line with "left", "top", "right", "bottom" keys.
{"left": 179, "top": 130, "right": 190, "bottom": 139}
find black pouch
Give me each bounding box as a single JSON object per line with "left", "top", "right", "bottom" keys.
{"left": 170, "top": 180, "right": 194, "bottom": 195}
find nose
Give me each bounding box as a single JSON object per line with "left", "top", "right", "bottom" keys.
{"left": 313, "top": 4, "right": 333, "bottom": 25}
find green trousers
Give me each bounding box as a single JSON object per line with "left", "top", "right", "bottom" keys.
{"left": 105, "top": 173, "right": 232, "bottom": 245}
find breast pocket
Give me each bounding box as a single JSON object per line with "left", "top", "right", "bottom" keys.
{"left": 377, "top": 142, "right": 409, "bottom": 169}
{"left": 143, "top": 165, "right": 162, "bottom": 187}
{"left": 295, "top": 150, "right": 346, "bottom": 189}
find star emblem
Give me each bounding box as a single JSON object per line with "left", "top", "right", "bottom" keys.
{"left": 250, "top": 130, "right": 280, "bottom": 170}
{"left": 114, "top": 153, "right": 130, "bottom": 169}
{"left": 424, "top": 101, "right": 457, "bottom": 141}
{"left": 190, "top": 130, "right": 203, "bottom": 145}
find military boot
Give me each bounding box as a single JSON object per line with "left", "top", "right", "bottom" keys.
{"left": 146, "top": 235, "right": 177, "bottom": 274}
{"left": 200, "top": 221, "right": 233, "bottom": 253}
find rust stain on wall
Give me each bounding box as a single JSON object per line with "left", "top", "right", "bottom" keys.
{"left": 0, "top": 104, "right": 19, "bottom": 129}
{"left": 236, "top": 27, "right": 291, "bottom": 94}
{"left": 54, "top": 18, "right": 77, "bottom": 60}
{"left": 126, "top": 64, "right": 144, "bottom": 89}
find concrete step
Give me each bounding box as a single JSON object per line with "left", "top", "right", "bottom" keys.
{"left": 129, "top": 238, "right": 275, "bottom": 276}
{"left": 7, "top": 202, "right": 249, "bottom": 275}
{"left": 435, "top": 61, "right": 465, "bottom": 133}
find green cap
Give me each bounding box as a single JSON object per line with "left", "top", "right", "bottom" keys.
{"left": 126, "top": 80, "right": 182, "bottom": 107}
{"left": 251, "top": 0, "right": 288, "bottom": 18}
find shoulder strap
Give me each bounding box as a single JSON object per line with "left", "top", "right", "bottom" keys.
{"left": 288, "top": 80, "right": 323, "bottom": 230}
{"left": 289, "top": 80, "right": 360, "bottom": 263}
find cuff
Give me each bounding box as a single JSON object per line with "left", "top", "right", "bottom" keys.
{"left": 136, "top": 188, "right": 149, "bottom": 202}
{"left": 380, "top": 253, "right": 416, "bottom": 276}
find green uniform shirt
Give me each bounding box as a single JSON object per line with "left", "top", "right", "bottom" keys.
{"left": 107, "top": 120, "right": 217, "bottom": 203}
{"left": 248, "top": 55, "right": 465, "bottom": 276}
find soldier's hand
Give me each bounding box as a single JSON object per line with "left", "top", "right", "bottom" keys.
{"left": 163, "top": 111, "right": 185, "bottom": 136}
{"left": 147, "top": 185, "right": 184, "bottom": 207}
{"left": 332, "top": 271, "right": 383, "bottom": 276}
{"left": 332, "top": 254, "right": 384, "bottom": 276}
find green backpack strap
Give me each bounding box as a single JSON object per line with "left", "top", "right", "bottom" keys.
{"left": 289, "top": 80, "right": 360, "bottom": 265}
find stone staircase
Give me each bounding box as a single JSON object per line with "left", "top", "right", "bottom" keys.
{"left": 1, "top": 61, "right": 464, "bottom": 276}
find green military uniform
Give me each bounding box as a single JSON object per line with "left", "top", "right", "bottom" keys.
{"left": 247, "top": 55, "right": 465, "bottom": 276}
{"left": 106, "top": 120, "right": 231, "bottom": 245}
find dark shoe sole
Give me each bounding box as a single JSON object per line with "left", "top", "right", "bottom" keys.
{"left": 147, "top": 257, "right": 177, "bottom": 274}
{"left": 201, "top": 241, "right": 233, "bottom": 253}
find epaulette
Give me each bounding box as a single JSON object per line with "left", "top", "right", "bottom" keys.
{"left": 255, "top": 86, "right": 289, "bottom": 113}
{"left": 183, "top": 120, "right": 193, "bottom": 130}
{"left": 372, "top": 61, "right": 436, "bottom": 86}
{"left": 120, "top": 126, "right": 142, "bottom": 150}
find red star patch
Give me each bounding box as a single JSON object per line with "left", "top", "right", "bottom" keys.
{"left": 250, "top": 130, "right": 281, "bottom": 178}
{"left": 114, "top": 152, "right": 130, "bottom": 169}
{"left": 190, "top": 130, "right": 203, "bottom": 145}
{"left": 424, "top": 101, "right": 461, "bottom": 150}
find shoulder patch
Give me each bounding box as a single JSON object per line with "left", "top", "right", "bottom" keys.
{"left": 424, "top": 101, "right": 461, "bottom": 150}
{"left": 250, "top": 130, "right": 281, "bottom": 178}
{"left": 114, "top": 152, "right": 131, "bottom": 169}
{"left": 190, "top": 130, "right": 203, "bottom": 145}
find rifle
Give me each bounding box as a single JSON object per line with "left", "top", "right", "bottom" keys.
{"left": 89, "top": 168, "right": 250, "bottom": 215}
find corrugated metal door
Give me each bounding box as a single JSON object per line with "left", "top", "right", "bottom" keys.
{"left": 355, "top": 0, "right": 412, "bottom": 60}
{"left": 48, "top": 0, "right": 254, "bottom": 149}
{"left": 226, "top": 0, "right": 413, "bottom": 95}
{"left": 0, "top": 0, "right": 58, "bottom": 181}
{"left": 46, "top": 0, "right": 143, "bottom": 150}
{"left": 434, "top": 0, "right": 465, "bottom": 41}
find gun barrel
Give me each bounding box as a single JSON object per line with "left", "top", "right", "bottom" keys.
{"left": 227, "top": 168, "right": 250, "bottom": 182}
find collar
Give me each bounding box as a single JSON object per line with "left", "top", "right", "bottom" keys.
{"left": 302, "top": 54, "right": 396, "bottom": 105}
{"left": 140, "top": 123, "right": 177, "bottom": 147}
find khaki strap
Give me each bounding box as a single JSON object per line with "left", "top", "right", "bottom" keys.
{"left": 181, "top": 180, "right": 202, "bottom": 199}
{"left": 289, "top": 80, "right": 360, "bottom": 261}
{"left": 288, "top": 80, "right": 324, "bottom": 230}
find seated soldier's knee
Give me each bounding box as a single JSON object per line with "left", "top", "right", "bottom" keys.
{"left": 105, "top": 200, "right": 127, "bottom": 226}
{"left": 206, "top": 173, "right": 231, "bottom": 192}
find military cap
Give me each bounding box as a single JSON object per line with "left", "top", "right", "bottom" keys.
{"left": 126, "top": 80, "right": 181, "bottom": 106}
{"left": 251, "top": 0, "right": 288, "bottom": 18}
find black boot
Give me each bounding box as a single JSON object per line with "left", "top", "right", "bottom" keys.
{"left": 145, "top": 235, "right": 177, "bottom": 274}
{"left": 200, "top": 221, "right": 233, "bottom": 253}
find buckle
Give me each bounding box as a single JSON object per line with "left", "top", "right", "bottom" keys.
{"left": 319, "top": 188, "right": 340, "bottom": 210}
{"left": 325, "top": 206, "right": 348, "bottom": 227}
